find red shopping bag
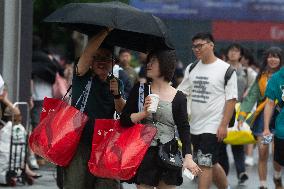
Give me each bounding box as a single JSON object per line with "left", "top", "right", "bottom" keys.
{"left": 88, "top": 119, "right": 157, "bottom": 180}
{"left": 29, "top": 97, "right": 88, "bottom": 166}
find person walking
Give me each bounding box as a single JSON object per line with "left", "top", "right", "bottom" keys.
{"left": 120, "top": 49, "right": 201, "bottom": 189}
{"left": 263, "top": 66, "right": 284, "bottom": 189}
{"left": 178, "top": 32, "right": 238, "bottom": 189}
{"left": 63, "top": 28, "right": 126, "bottom": 189}
{"left": 218, "top": 44, "right": 250, "bottom": 185}
{"left": 238, "top": 47, "right": 283, "bottom": 189}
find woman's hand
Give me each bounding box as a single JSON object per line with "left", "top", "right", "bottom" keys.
{"left": 143, "top": 96, "right": 151, "bottom": 117}
{"left": 263, "top": 128, "right": 272, "bottom": 137}
{"left": 183, "top": 154, "right": 202, "bottom": 176}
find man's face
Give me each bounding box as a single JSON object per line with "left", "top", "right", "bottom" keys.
{"left": 227, "top": 47, "right": 241, "bottom": 62}
{"left": 192, "top": 39, "right": 213, "bottom": 60}
{"left": 92, "top": 48, "right": 112, "bottom": 80}
{"left": 119, "top": 52, "right": 131, "bottom": 67}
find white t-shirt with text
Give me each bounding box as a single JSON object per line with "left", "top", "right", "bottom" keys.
{"left": 177, "top": 58, "right": 238, "bottom": 135}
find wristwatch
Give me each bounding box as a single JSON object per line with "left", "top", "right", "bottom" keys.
{"left": 113, "top": 92, "right": 121, "bottom": 99}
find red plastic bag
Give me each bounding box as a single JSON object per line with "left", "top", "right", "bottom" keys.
{"left": 29, "top": 97, "right": 88, "bottom": 166}
{"left": 88, "top": 119, "right": 157, "bottom": 180}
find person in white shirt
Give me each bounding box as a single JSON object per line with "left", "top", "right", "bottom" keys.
{"left": 178, "top": 32, "right": 238, "bottom": 189}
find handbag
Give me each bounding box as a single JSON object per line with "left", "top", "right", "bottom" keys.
{"left": 29, "top": 78, "right": 92, "bottom": 166}
{"left": 157, "top": 138, "right": 183, "bottom": 170}
{"left": 88, "top": 119, "right": 157, "bottom": 180}
{"left": 152, "top": 111, "right": 183, "bottom": 170}
{"left": 223, "top": 122, "right": 257, "bottom": 145}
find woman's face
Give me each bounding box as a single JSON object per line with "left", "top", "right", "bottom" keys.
{"left": 267, "top": 54, "right": 281, "bottom": 70}
{"left": 146, "top": 56, "right": 160, "bottom": 79}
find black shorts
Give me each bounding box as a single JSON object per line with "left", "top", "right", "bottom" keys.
{"left": 123, "top": 146, "right": 183, "bottom": 187}
{"left": 274, "top": 136, "right": 284, "bottom": 166}
{"left": 191, "top": 133, "right": 221, "bottom": 167}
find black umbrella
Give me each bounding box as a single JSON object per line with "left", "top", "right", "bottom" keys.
{"left": 44, "top": 1, "right": 174, "bottom": 53}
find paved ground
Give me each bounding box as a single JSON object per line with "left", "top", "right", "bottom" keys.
{"left": 2, "top": 147, "right": 282, "bottom": 189}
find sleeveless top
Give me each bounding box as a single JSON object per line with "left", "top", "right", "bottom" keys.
{"left": 142, "top": 100, "right": 176, "bottom": 146}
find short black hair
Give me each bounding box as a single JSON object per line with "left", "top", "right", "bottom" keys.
{"left": 227, "top": 43, "right": 243, "bottom": 55}
{"left": 242, "top": 48, "right": 255, "bottom": 66}
{"left": 192, "top": 32, "right": 215, "bottom": 43}
{"left": 147, "top": 50, "right": 177, "bottom": 82}
{"left": 119, "top": 48, "right": 131, "bottom": 56}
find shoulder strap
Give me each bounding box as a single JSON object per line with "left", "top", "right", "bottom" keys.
{"left": 188, "top": 60, "right": 199, "bottom": 74}
{"left": 224, "top": 65, "right": 236, "bottom": 87}
{"left": 138, "top": 83, "right": 145, "bottom": 112}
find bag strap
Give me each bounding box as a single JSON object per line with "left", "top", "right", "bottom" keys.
{"left": 188, "top": 60, "right": 199, "bottom": 75}
{"left": 138, "top": 83, "right": 145, "bottom": 112}
{"left": 62, "top": 85, "right": 72, "bottom": 100}
{"left": 75, "top": 77, "right": 92, "bottom": 112}
{"left": 224, "top": 65, "right": 236, "bottom": 87}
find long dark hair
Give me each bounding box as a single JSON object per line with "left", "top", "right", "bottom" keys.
{"left": 257, "top": 47, "right": 283, "bottom": 81}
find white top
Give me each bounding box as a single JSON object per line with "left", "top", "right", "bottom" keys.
{"left": 247, "top": 67, "right": 257, "bottom": 88}
{"left": 32, "top": 78, "right": 53, "bottom": 101}
{"left": 177, "top": 58, "right": 238, "bottom": 135}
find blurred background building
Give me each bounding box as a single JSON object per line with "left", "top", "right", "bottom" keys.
{"left": 130, "top": 0, "right": 284, "bottom": 64}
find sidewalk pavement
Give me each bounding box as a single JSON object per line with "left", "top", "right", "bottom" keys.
{"left": 4, "top": 147, "right": 280, "bottom": 189}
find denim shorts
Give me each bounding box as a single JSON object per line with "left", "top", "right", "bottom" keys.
{"left": 252, "top": 111, "right": 275, "bottom": 137}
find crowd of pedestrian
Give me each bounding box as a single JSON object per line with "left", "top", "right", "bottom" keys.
{"left": 0, "top": 27, "right": 283, "bottom": 189}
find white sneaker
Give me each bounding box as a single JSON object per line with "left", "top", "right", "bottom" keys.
{"left": 245, "top": 156, "right": 254, "bottom": 166}
{"left": 29, "top": 155, "right": 39, "bottom": 170}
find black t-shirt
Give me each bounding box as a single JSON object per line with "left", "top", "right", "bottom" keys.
{"left": 71, "top": 70, "right": 124, "bottom": 145}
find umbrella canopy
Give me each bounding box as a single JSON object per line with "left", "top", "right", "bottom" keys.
{"left": 44, "top": 1, "right": 174, "bottom": 53}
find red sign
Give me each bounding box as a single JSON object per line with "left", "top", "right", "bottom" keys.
{"left": 213, "top": 21, "right": 284, "bottom": 42}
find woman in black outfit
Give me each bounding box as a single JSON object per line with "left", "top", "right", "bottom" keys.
{"left": 120, "top": 50, "right": 201, "bottom": 189}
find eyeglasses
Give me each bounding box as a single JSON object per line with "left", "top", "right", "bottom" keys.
{"left": 192, "top": 42, "right": 210, "bottom": 51}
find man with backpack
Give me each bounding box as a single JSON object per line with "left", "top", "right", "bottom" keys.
{"left": 218, "top": 44, "right": 252, "bottom": 185}
{"left": 178, "top": 32, "right": 238, "bottom": 189}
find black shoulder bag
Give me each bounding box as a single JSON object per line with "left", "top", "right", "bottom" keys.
{"left": 152, "top": 113, "right": 183, "bottom": 170}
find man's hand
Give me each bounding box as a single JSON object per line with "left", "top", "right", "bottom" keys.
{"left": 217, "top": 125, "right": 228, "bottom": 142}
{"left": 110, "top": 78, "right": 119, "bottom": 96}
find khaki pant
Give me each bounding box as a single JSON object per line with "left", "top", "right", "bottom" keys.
{"left": 64, "top": 141, "right": 120, "bottom": 189}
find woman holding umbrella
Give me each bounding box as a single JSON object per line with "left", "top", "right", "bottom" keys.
{"left": 120, "top": 50, "right": 201, "bottom": 189}
{"left": 64, "top": 28, "right": 126, "bottom": 189}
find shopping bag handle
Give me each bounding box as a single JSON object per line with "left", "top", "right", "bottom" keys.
{"left": 62, "top": 85, "right": 72, "bottom": 100}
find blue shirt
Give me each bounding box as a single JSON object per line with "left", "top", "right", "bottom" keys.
{"left": 265, "top": 67, "right": 284, "bottom": 139}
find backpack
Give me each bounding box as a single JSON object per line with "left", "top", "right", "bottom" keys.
{"left": 188, "top": 60, "right": 236, "bottom": 87}
{"left": 187, "top": 60, "right": 236, "bottom": 123}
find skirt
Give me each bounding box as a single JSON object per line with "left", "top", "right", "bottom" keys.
{"left": 123, "top": 146, "right": 183, "bottom": 187}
